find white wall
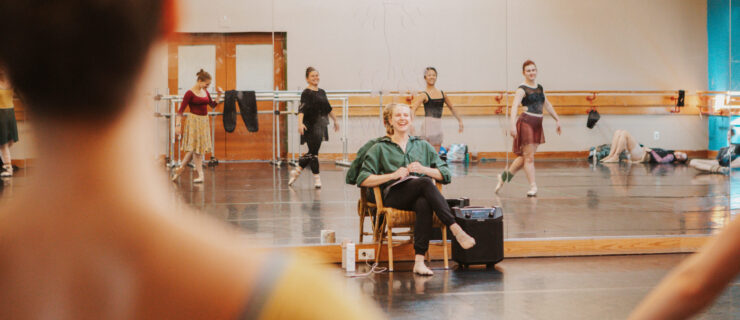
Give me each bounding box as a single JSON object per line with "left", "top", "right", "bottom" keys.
{"left": 11, "top": 0, "right": 713, "bottom": 160}
{"left": 173, "top": 0, "right": 710, "bottom": 156}
{"left": 177, "top": 0, "right": 708, "bottom": 91}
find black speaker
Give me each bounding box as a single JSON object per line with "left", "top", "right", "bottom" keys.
{"left": 677, "top": 90, "right": 685, "bottom": 107}
{"left": 452, "top": 207, "right": 504, "bottom": 268}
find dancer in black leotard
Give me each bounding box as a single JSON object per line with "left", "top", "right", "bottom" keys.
{"left": 411, "top": 67, "right": 463, "bottom": 151}
{"left": 288, "top": 67, "right": 339, "bottom": 188}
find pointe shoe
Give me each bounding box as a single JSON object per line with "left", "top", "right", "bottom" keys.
{"left": 1, "top": 164, "right": 12, "bottom": 178}
{"left": 314, "top": 175, "right": 322, "bottom": 189}
{"left": 494, "top": 173, "right": 505, "bottom": 194}
{"left": 288, "top": 168, "right": 301, "bottom": 186}
{"left": 170, "top": 166, "right": 185, "bottom": 181}
{"left": 526, "top": 185, "right": 537, "bottom": 197}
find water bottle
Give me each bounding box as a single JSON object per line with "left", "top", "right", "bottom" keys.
{"left": 345, "top": 242, "right": 355, "bottom": 273}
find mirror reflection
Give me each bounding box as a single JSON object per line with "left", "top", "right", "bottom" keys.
{"left": 0, "top": 1, "right": 732, "bottom": 249}
{"left": 4, "top": 0, "right": 740, "bottom": 318}
{"left": 142, "top": 0, "right": 732, "bottom": 248}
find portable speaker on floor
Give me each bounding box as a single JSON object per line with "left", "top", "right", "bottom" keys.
{"left": 452, "top": 207, "right": 504, "bottom": 268}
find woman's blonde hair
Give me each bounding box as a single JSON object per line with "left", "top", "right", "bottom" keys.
{"left": 383, "top": 103, "right": 410, "bottom": 135}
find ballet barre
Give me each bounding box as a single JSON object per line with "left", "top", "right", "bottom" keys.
{"left": 154, "top": 90, "right": 371, "bottom": 168}
{"left": 153, "top": 89, "right": 706, "bottom": 168}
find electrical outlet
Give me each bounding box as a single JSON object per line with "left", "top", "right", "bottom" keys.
{"left": 358, "top": 249, "right": 375, "bottom": 260}
{"left": 654, "top": 131, "right": 660, "bottom": 140}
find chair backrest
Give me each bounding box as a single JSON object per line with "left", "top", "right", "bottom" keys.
{"left": 372, "top": 186, "right": 385, "bottom": 211}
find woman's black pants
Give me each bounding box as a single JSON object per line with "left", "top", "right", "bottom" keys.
{"left": 298, "top": 130, "right": 322, "bottom": 174}
{"left": 371, "top": 177, "right": 456, "bottom": 255}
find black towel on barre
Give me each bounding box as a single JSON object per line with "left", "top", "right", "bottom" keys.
{"left": 223, "top": 90, "right": 258, "bottom": 133}
{"left": 239, "top": 90, "right": 258, "bottom": 132}
{"left": 223, "top": 90, "right": 238, "bottom": 133}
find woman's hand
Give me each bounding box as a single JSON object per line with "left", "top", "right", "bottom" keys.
{"left": 407, "top": 162, "right": 427, "bottom": 175}
{"left": 216, "top": 86, "right": 224, "bottom": 94}
{"left": 458, "top": 120, "right": 464, "bottom": 133}
{"left": 509, "top": 126, "right": 517, "bottom": 137}
{"left": 333, "top": 121, "right": 340, "bottom": 132}
{"left": 393, "top": 167, "right": 410, "bottom": 180}
{"left": 555, "top": 120, "right": 562, "bottom": 135}
{"left": 298, "top": 123, "right": 307, "bottom": 135}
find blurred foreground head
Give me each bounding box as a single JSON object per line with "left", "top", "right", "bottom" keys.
{"left": 0, "top": 0, "right": 173, "bottom": 123}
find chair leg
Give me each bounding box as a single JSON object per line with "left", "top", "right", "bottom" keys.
{"left": 442, "top": 225, "right": 449, "bottom": 270}
{"left": 387, "top": 226, "right": 394, "bottom": 272}
{"left": 359, "top": 214, "right": 365, "bottom": 243}
{"left": 372, "top": 212, "right": 381, "bottom": 243}
{"left": 375, "top": 219, "right": 385, "bottom": 266}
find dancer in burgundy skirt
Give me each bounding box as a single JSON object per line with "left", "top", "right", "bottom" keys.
{"left": 495, "top": 60, "right": 562, "bottom": 197}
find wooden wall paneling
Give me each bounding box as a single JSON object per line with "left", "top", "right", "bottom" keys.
{"left": 275, "top": 33, "right": 288, "bottom": 159}
{"left": 222, "top": 33, "right": 283, "bottom": 160}
{"left": 211, "top": 37, "right": 232, "bottom": 160}
{"left": 167, "top": 44, "right": 178, "bottom": 97}
{"left": 168, "top": 33, "right": 288, "bottom": 161}
{"left": 279, "top": 235, "right": 712, "bottom": 264}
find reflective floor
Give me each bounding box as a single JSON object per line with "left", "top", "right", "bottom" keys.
{"left": 1, "top": 160, "right": 734, "bottom": 246}
{"left": 345, "top": 254, "right": 740, "bottom": 319}
{"left": 2, "top": 164, "right": 737, "bottom": 319}
{"left": 167, "top": 160, "right": 733, "bottom": 246}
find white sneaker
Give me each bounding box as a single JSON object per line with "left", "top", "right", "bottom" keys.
{"left": 526, "top": 185, "right": 537, "bottom": 197}
{"left": 314, "top": 175, "right": 322, "bottom": 189}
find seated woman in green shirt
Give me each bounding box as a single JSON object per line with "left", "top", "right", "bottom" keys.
{"left": 357, "top": 103, "right": 476, "bottom": 276}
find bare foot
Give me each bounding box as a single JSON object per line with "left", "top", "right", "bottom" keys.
{"left": 450, "top": 224, "right": 476, "bottom": 249}
{"left": 455, "top": 232, "right": 476, "bottom": 249}
{"left": 413, "top": 261, "right": 434, "bottom": 276}
{"left": 600, "top": 156, "right": 619, "bottom": 163}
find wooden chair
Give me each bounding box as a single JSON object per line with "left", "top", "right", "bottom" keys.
{"left": 373, "top": 182, "right": 449, "bottom": 272}
{"left": 357, "top": 187, "right": 380, "bottom": 243}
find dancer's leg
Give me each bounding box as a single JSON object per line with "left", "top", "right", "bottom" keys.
{"left": 603, "top": 132, "right": 629, "bottom": 162}
{"left": 0, "top": 143, "right": 11, "bottom": 177}
{"left": 193, "top": 153, "right": 204, "bottom": 182}
{"left": 522, "top": 144, "right": 538, "bottom": 195}
{"left": 509, "top": 156, "right": 525, "bottom": 175}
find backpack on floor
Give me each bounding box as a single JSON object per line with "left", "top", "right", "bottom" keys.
{"left": 447, "top": 144, "right": 468, "bottom": 163}
{"left": 588, "top": 144, "right": 611, "bottom": 162}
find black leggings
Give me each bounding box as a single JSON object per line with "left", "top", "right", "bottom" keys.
{"left": 299, "top": 133, "right": 322, "bottom": 174}
{"left": 372, "top": 177, "right": 456, "bottom": 255}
